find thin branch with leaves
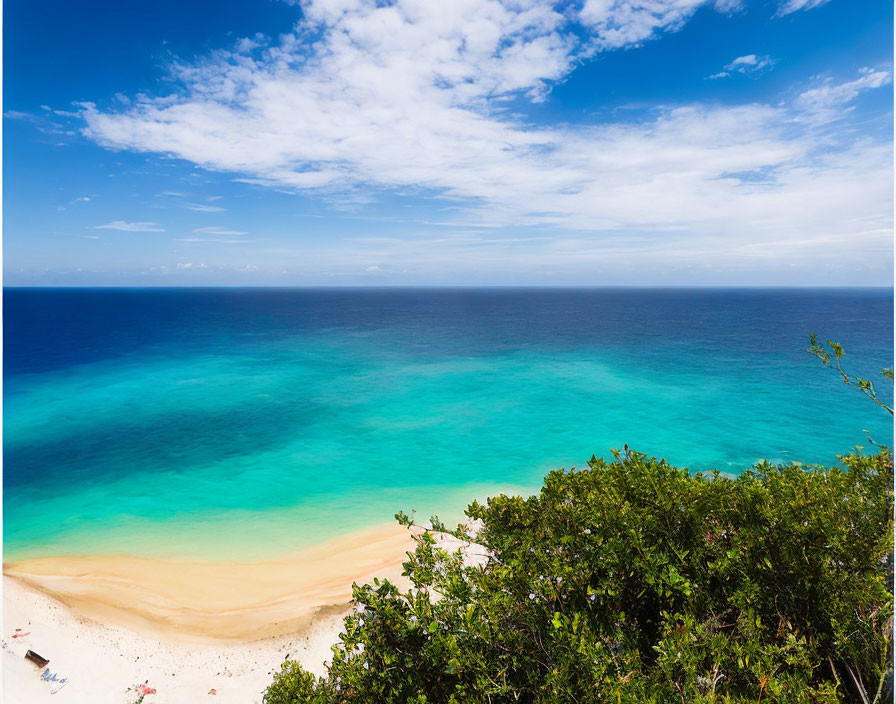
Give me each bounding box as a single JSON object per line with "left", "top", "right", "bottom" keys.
{"left": 807, "top": 334, "right": 893, "bottom": 415}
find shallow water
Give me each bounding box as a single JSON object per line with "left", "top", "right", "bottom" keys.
{"left": 4, "top": 287, "right": 892, "bottom": 560}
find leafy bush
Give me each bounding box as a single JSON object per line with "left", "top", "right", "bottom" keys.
{"left": 265, "top": 446, "right": 893, "bottom": 703}
{"left": 265, "top": 660, "right": 318, "bottom": 704}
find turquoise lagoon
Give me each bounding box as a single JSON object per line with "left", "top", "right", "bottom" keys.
{"left": 4, "top": 288, "right": 892, "bottom": 561}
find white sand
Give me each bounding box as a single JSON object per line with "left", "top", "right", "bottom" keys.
{"left": 2, "top": 523, "right": 486, "bottom": 703}
{"left": 2, "top": 575, "right": 345, "bottom": 704}
{"left": 1, "top": 523, "right": 420, "bottom": 703}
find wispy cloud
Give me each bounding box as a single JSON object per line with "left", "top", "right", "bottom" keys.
{"left": 177, "top": 237, "right": 249, "bottom": 243}
{"left": 579, "top": 0, "right": 745, "bottom": 52}
{"left": 191, "top": 226, "right": 248, "bottom": 235}
{"left": 78, "top": 0, "right": 891, "bottom": 272}
{"left": 92, "top": 220, "right": 165, "bottom": 232}
{"left": 709, "top": 53, "right": 776, "bottom": 79}
{"left": 795, "top": 67, "right": 892, "bottom": 124}
{"left": 5, "top": 109, "right": 75, "bottom": 138}
{"left": 775, "top": 0, "right": 831, "bottom": 17}
{"left": 57, "top": 195, "right": 93, "bottom": 211}
{"left": 184, "top": 203, "right": 226, "bottom": 212}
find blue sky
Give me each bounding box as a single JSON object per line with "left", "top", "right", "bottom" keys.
{"left": 4, "top": 0, "right": 893, "bottom": 286}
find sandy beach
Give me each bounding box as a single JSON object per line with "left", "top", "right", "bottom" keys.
{"left": 1, "top": 523, "right": 423, "bottom": 703}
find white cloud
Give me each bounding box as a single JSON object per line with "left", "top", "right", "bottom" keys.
{"left": 92, "top": 220, "right": 165, "bottom": 232}
{"left": 795, "top": 68, "right": 892, "bottom": 124}
{"left": 775, "top": 0, "right": 831, "bottom": 17}
{"left": 79, "top": 1, "right": 891, "bottom": 273}
{"left": 184, "top": 203, "right": 226, "bottom": 212}
{"left": 191, "top": 226, "right": 248, "bottom": 235}
{"left": 727, "top": 54, "right": 759, "bottom": 69}
{"left": 708, "top": 54, "right": 776, "bottom": 79}
{"left": 579, "top": 0, "right": 739, "bottom": 51}
{"left": 177, "top": 237, "right": 248, "bottom": 243}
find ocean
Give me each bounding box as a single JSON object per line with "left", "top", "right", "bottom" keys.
{"left": 3, "top": 287, "right": 893, "bottom": 561}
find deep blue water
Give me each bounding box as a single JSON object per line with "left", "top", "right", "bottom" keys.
{"left": 4, "top": 287, "right": 893, "bottom": 559}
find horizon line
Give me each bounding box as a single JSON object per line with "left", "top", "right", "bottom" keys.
{"left": 4, "top": 284, "right": 894, "bottom": 291}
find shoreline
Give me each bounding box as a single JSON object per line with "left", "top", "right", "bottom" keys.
{"left": 3, "top": 522, "right": 421, "bottom": 643}
{"left": 2, "top": 522, "right": 428, "bottom": 703}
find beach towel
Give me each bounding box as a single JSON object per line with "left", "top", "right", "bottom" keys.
{"left": 41, "top": 668, "right": 69, "bottom": 694}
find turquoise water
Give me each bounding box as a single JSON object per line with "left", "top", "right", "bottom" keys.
{"left": 4, "top": 288, "right": 892, "bottom": 560}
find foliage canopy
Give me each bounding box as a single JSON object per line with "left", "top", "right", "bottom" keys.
{"left": 266, "top": 445, "right": 893, "bottom": 703}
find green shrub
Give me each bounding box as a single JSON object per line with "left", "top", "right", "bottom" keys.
{"left": 264, "top": 660, "right": 318, "bottom": 704}
{"left": 267, "top": 446, "right": 893, "bottom": 703}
